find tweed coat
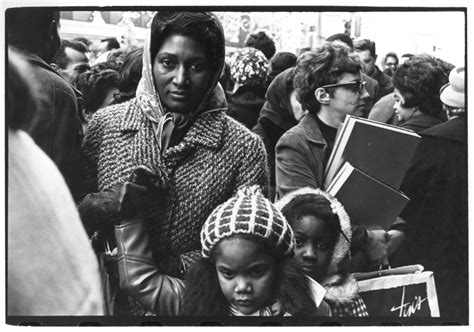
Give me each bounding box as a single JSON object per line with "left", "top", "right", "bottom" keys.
{"left": 82, "top": 97, "right": 269, "bottom": 272}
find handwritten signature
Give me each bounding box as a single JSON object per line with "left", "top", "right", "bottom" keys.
{"left": 390, "top": 285, "right": 428, "bottom": 317}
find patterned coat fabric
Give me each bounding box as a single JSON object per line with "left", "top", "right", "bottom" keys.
{"left": 82, "top": 97, "right": 269, "bottom": 270}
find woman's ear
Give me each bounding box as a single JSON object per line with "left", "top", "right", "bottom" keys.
{"left": 315, "top": 88, "right": 331, "bottom": 105}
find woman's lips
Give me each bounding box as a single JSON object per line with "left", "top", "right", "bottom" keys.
{"left": 169, "top": 91, "right": 188, "bottom": 100}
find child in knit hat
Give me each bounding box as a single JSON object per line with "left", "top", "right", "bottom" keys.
{"left": 275, "top": 187, "right": 369, "bottom": 317}
{"left": 115, "top": 184, "right": 330, "bottom": 316}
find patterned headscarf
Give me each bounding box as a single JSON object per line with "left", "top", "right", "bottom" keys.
{"left": 135, "top": 12, "right": 226, "bottom": 153}
{"left": 229, "top": 47, "right": 269, "bottom": 87}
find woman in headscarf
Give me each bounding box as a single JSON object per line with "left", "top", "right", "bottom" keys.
{"left": 253, "top": 67, "right": 306, "bottom": 201}
{"left": 79, "top": 12, "right": 268, "bottom": 315}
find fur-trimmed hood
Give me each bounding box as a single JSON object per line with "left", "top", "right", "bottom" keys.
{"left": 275, "top": 187, "right": 359, "bottom": 304}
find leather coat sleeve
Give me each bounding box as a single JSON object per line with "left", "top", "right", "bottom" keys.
{"left": 115, "top": 218, "right": 185, "bottom": 316}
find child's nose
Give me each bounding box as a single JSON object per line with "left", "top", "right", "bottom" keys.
{"left": 302, "top": 245, "right": 317, "bottom": 260}
{"left": 235, "top": 277, "right": 252, "bottom": 293}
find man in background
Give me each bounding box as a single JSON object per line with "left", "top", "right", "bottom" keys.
{"left": 51, "top": 39, "right": 90, "bottom": 84}
{"left": 7, "top": 7, "right": 84, "bottom": 201}
{"left": 354, "top": 38, "right": 394, "bottom": 100}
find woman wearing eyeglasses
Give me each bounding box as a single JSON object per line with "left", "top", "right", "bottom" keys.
{"left": 275, "top": 41, "right": 387, "bottom": 273}
{"left": 393, "top": 57, "right": 449, "bottom": 133}
{"left": 275, "top": 41, "right": 369, "bottom": 200}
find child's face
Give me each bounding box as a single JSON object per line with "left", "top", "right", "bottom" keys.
{"left": 215, "top": 236, "right": 276, "bottom": 315}
{"left": 292, "top": 215, "right": 334, "bottom": 281}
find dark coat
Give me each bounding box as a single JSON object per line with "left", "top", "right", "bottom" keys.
{"left": 275, "top": 111, "right": 327, "bottom": 201}
{"left": 399, "top": 112, "right": 443, "bottom": 133}
{"left": 227, "top": 85, "right": 267, "bottom": 129}
{"left": 371, "top": 66, "right": 394, "bottom": 100}
{"left": 252, "top": 68, "right": 299, "bottom": 201}
{"left": 23, "top": 52, "right": 84, "bottom": 200}
{"left": 390, "top": 116, "right": 468, "bottom": 323}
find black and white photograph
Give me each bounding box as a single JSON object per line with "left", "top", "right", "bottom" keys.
{"left": 2, "top": 0, "right": 470, "bottom": 327}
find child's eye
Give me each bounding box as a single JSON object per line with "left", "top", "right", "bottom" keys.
{"left": 315, "top": 238, "right": 333, "bottom": 251}
{"left": 249, "top": 267, "right": 266, "bottom": 277}
{"left": 295, "top": 237, "right": 304, "bottom": 247}
{"left": 219, "top": 269, "right": 235, "bottom": 279}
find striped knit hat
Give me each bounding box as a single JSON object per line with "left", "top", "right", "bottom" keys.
{"left": 200, "top": 185, "right": 295, "bottom": 258}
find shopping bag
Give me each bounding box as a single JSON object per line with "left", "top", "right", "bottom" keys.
{"left": 354, "top": 265, "right": 440, "bottom": 317}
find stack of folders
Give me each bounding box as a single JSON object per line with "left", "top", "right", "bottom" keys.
{"left": 323, "top": 115, "right": 421, "bottom": 230}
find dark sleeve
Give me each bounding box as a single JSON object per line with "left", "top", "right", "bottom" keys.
{"left": 275, "top": 131, "right": 320, "bottom": 200}
{"left": 115, "top": 217, "right": 185, "bottom": 315}
{"left": 397, "top": 136, "right": 438, "bottom": 226}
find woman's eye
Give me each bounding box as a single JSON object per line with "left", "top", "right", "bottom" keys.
{"left": 190, "top": 62, "right": 205, "bottom": 72}
{"left": 161, "top": 59, "right": 175, "bottom": 68}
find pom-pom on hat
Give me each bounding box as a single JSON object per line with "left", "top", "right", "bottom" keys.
{"left": 229, "top": 47, "right": 270, "bottom": 87}
{"left": 200, "top": 185, "right": 295, "bottom": 259}
{"left": 440, "top": 66, "right": 465, "bottom": 109}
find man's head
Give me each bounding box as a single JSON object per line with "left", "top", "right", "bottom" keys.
{"left": 51, "top": 39, "right": 90, "bottom": 83}
{"left": 383, "top": 52, "right": 399, "bottom": 73}
{"left": 326, "top": 33, "right": 353, "bottom": 50}
{"left": 6, "top": 8, "right": 61, "bottom": 63}
{"left": 353, "top": 39, "right": 377, "bottom": 76}
{"left": 245, "top": 31, "right": 276, "bottom": 60}
{"left": 293, "top": 41, "right": 369, "bottom": 120}
{"left": 99, "top": 37, "right": 120, "bottom": 54}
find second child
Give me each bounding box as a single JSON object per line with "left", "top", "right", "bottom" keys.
{"left": 276, "top": 187, "right": 369, "bottom": 316}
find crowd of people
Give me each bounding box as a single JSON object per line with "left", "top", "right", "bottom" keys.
{"left": 6, "top": 8, "right": 467, "bottom": 324}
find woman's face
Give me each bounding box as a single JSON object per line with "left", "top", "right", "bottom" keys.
{"left": 292, "top": 215, "right": 334, "bottom": 282}
{"left": 290, "top": 90, "right": 307, "bottom": 122}
{"left": 393, "top": 88, "right": 417, "bottom": 121}
{"left": 215, "top": 236, "right": 276, "bottom": 315}
{"left": 153, "top": 34, "right": 213, "bottom": 114}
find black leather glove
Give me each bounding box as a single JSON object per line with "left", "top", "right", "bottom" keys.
{"left": 78, "top": 184, "right": 123, "bottom": 235}
{"left": 117, "top": 165, "right": 168, "bottom": 222}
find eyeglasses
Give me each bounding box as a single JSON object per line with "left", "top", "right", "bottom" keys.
{"left": 320, "top": 80, "right": 366, "bottom": 94}
{"left": 386, "top": 62, "right": 398, "bottom": 66}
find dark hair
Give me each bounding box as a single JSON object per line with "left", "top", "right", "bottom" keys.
{"left": 150, "top": 12, "right": 225, "bottom": 79}
{"left": 293, "top": 41, "right": 361, "bottom": 114}
{"left": 354, "top": 38, "right": 376, "bottom": 58}
{"left": 92, "top": 59, "right": 122, "bottom": 72}
{"left": 52, "top": 39, "right": 88, "bottom": 69}
{"left": 393, "top": 58, "right": 448, "bottom": 116}
{"left": 280, "top": 193, "right": 341, "bottom": 244}
{"left": 112, "top": 47, "right": 143, "bottom": 104}
{"left": 100, "top": 37, "right": 120, "bottom": 51}
{"left": 6, "top": 8, "right": 60, "bottom": 62}
{"left": 326, "top": 33, "right": 353, "bottom": 49}
{"left": 181, "top": 233, "right": 317, "bottom": 316}
{"left": 246, "top": 31, "right": 276, "bottom": 60}
{"left": 73, "top": 36, "right": 92, "bottom": 48}
{"left": 74, "top": 67, "right": 119, "bottom": 114}
{"left": 268, "top": 52, "right": 297, "bottom": 84}
{"left": 384, "top": 52, "right": 399, "bottom": 65}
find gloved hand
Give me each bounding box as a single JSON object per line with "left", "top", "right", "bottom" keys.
{"left": 117, "top": 164, "right": 169, "bottom": 222}
{"left": 79, "top": 164, "right": 169, "bottom": 231}
{"left": 78, "top": 183, "right": 124, "bottom": 235}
